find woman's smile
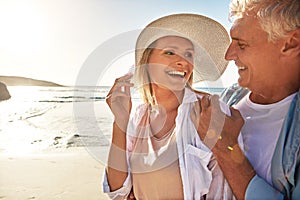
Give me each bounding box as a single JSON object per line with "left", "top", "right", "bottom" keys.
{"left": 166, "top": 70, "right": 187, "bottom": 79}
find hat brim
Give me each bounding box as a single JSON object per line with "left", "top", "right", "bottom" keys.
{"left": 135, "top": 14, "right": 230, "bottom": 83}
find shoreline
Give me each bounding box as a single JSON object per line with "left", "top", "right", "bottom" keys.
{"left": 0, "top": 147, "right": 109, "bottom": 200}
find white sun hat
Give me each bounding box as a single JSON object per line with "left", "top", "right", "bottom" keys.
{"left": 135, "top": 13, "right": 230, "bottom": 83}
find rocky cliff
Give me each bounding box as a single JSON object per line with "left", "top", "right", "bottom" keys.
{"left": 0, "top": 82, "right": 11, "bottom": 101}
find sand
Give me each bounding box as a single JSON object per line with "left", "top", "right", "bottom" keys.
{"left": 0, "top": 94, "right": 114, "bottom": 200}
{"left": 0, "top": 147, "right": 110, "bottom": 200}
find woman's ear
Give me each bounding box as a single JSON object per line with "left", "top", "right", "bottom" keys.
{"left": 281, "top": 28, "right": 300, "bottom": 57}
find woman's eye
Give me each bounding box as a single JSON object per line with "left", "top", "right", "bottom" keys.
{"left": 164, "top": 50, "right": 175, "bottom": 55}
{"left": 184, "top": 52, "right": 193, "bottom": 58}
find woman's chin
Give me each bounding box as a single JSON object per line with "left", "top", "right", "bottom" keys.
{"left": 169, "top": 84, "right": 186, "bottom": 92}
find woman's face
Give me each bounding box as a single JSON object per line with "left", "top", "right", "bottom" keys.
{"left": 147, "top": 36, "right": 194, "bottom": 91}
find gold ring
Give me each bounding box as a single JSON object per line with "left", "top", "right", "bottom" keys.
{"left": 227, "top": 146, "right": 234, "bottom": 151}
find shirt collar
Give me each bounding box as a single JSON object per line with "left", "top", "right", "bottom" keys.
{"left": 182, "top": 87, "right": 203, "bottom": 104}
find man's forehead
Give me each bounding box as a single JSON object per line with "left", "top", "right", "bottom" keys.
{"left": 230, "top": 15, "right": 259, "bottom": 36}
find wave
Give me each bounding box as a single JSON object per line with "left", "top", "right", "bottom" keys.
{"left": 0, "top": 86, "right": 225, "bottom": 152}
{"left": 4, "top": 86, "right": 225, "bottom": 104}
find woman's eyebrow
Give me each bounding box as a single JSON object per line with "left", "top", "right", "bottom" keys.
{"left": 185, "top": 47, "right": 194, "bottom": 51}
{"left": 160, "top": 46, "right": 194, "bottom": 51}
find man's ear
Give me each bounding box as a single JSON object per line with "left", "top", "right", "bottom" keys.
{"left": 281, "top": 28, "right": 300, "bottom": 56}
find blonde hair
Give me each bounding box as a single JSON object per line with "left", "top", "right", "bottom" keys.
{"left": 134, "top": 37, "right": 194, "bottom": 106}
{"left": 229, "top": 0, "right": 300, "bottom": 41}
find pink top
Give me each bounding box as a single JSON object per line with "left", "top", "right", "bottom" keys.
{"left": 130, "top": 129, "right": 184, "bottom": 199}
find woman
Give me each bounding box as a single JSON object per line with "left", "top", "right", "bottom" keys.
{"left": 103, "top": 14, "right": 234, "bottom": 199}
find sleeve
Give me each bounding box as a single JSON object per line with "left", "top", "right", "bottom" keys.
{"left": 291, "top": 162, "right": 300, "bottom": 199}
{"left": 245, "top": 175, "right": 284, "bottom": 200}
{"left": 102, "top": 104, "right": 145, "bottom": 199}
{"left": 102, "top": 170, "right": 132, "bottom": 200}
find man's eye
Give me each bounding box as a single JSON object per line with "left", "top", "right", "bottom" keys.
{"left": 238, "top": 43, "right": 247, "bottom": 49}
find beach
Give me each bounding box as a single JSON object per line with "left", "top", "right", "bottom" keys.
{"left": 0, "top": 147, "right": 109, "bottom": 200}
{"left": 0, "top": 86, "right": 114, "bottom": 200}
{"left": 0, "top": 86, "right": 224, "bottom": 200}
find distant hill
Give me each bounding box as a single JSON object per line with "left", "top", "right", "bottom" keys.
{"left": 0, "top": 76, "right": 64, "bottom": 87}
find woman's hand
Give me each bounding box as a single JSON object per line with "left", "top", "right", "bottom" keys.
{"left": 106, "top": 73, "right": 134, "bottom": 131}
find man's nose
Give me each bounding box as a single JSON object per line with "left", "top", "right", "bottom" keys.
{"left": 225, "top": 43, "right": 237, "bottom": 61}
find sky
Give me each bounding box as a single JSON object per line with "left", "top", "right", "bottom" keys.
{"left": 0, "top": 0, "right": 238, "bottom": 87}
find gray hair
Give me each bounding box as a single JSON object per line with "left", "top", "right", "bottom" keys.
{"left": 229, "top": 0, "right": 300, "bottom": 41}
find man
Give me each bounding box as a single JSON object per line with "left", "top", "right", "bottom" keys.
{"left": 197, "top": 0, "right": 300, "bottom": 199}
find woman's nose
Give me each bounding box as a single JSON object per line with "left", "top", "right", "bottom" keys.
{"left": 175, "top": 55, "right": 191, "bottom": 66}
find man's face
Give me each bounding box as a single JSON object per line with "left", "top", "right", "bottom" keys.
{"left": 225, "top": 15, "right": 285, "bottom": 92}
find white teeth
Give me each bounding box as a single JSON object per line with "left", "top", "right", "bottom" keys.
{"left": 238, "top": 66, "right": 246, "bottom": 70}
{"left": 167, "top": 71, "right": 186, "bottom": 76}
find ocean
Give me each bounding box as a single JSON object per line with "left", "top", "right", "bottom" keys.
{"left": 0, "top": 86, "right": 224, "bottom": 157}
